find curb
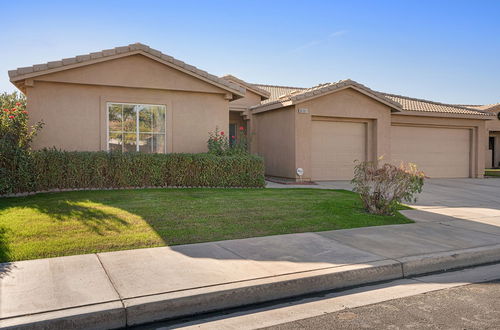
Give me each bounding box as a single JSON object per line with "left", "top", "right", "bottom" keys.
{"left": 124, "top": 260, "right": 401, "bottom": 326}
{"left": 0, "top": 302, "right": 125, "bottom": 330}
{"left": 399, "top": 244, "right": 500, "bottom": 277}
{"left": 3, "top": 245, "right": 500, "bottom": 329}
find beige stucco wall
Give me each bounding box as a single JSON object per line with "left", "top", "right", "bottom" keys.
{"left": 293, "top": 88, "right": 392, "bottom": 181}
{"left": 228, "top": 89, "right": 264, "bottom": 154}
{"left": 486, "top": 110, "right": 500, "bottom": 132}
{"left": 24, "top": 54, "right": 230, "bottom": 153}
{"left": 34, "top": 54, "right": 227, "bottom": 95}
{"left": 251, "top": 88, "right": 488, "bottom": 180}
{"left": 252, "top": 106, "right": 296, "bottom": 178}
{"left": 229, "top": 89, "right": 262, "bottom": 111}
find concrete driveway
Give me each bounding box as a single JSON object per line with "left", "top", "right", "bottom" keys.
{"left": 402, "top": 178, "right": 500, "bottom": 232}
{"left": 267, "top": 178, "right": 500, "bottom": 228}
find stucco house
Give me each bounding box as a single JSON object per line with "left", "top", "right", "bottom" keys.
{"left": 8, "top": 43, "right": 499, "bottom": 181}
{"left": 466, "top": 103, "right": 500, "bottom": 169}
{"left": 8, "top": 43, "right": 247, "bottom": 154}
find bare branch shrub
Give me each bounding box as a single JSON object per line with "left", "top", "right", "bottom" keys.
{"left": 351, "top": 161, "right": 425, "bottom": 215}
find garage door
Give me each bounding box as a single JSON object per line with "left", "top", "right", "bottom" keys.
{"left": 311, "top": 120, "right": 367, "bottom": 180}
{"left": 391, "top": 125, "right": 470, "bottom": 178}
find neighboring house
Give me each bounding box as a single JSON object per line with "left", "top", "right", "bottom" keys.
{"left": 8, "top": 43, "right": 498, "bottom": 180}
{"left": 467, "top": 104, "right": 500, "bottom": 169}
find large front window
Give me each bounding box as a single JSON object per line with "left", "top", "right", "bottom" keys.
{"left": 108, "top": 103, "right": 166, "bottom": 153}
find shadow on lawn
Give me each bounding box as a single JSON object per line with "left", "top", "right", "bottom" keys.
{"left": 0, "top": 226, "right": 15, "bottom": 277}
{"left": 24, "top": 199, "right": 131, "bottom": 235}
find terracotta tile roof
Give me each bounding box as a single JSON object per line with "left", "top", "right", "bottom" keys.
{"left": 460, "top": 103, "right": 500, "bottom": 111}
{"left": 8, "top": 43, "right": 245, "bottom": 96}
{"left": 381, "top": 93, "right": 493, "bottom": 116}
{"left": 253, "top": 80, "right": 494, "bottom": 117}
{"left": 253, "top": 84, "right": 306, "bottom": 104}
{"left": 221, "top": 75, "right": 270, "bottom": 99}
{"left": 253, "top": 79, "right": 402, "bottom": 110}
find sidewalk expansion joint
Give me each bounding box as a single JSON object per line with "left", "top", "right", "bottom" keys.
{"left": 95, "top": 253, "right": 127, "bottom": 325}
{"left": 399, "top": 261, "right": 406, "bottom": 278}
{"left": 0, "top": 300, "right": 121, "bottom": 321}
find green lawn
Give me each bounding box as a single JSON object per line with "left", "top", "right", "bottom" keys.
{"left": 485, "top": 169, "right": 500, "bottom": 177}
{"left": 0, "top": 188, "right": 412, "bottom": 262}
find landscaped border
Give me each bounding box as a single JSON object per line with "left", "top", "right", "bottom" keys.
{"left": 1, "top": 151, "right": 265, "bottom": 196}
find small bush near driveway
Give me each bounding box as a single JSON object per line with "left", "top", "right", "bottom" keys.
{"left": 352, "top": 161, "right": 425, "bottom": 215}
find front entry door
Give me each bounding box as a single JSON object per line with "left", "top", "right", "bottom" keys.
{"left": 490, "top": 136, "right": 496, "bottom": 168}
{"left": 229, "top": 123, "right": 237, "bottom": 146}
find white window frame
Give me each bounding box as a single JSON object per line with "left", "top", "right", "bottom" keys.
{"left": 106, "top": 102, "right": 167, "bottom": 153}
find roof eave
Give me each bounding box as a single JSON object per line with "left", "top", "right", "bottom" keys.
{"left": 484, "top": 104, "right": 500, "bottom": 112}
{"left": 251, "top": 84, "right": 404, "bottom": 114}
{"left": 9, "top": 44, "right": 246, "bottom": 99}
{"left": 244, "top": 85, "right": 270, "bottom": 100}
{"left": 221, "top": 75, "right": 271, "bottom": 100}
{"left": 393, "top": 110, "right": 495, "bottom": 120}
{"left": 288, "top": 85, "right": 402, "bottom": 112}
{"left": 246, "top": 87, "right": 270, "bottom": 100}
{"left": 251, "top": 100, "right": 293, "bottom": 113}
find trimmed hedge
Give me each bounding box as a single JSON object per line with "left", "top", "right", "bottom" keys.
{"left": 1, "top": 150, "right": 265, "bottom": 195}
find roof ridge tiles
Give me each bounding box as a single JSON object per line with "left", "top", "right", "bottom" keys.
{"left": 287, "top": 79, "right": 402, "bottom": 108}
{"left": 253, "top": 83, "right": 307, "bottom": 90}
{"left": 380, "top": 92, "right": 491, "bottom": 113}
{"left": 252, "top": 79, "right": 403, "bottom": 110}
{"left": 221, "top": 75, "right": 271, "bottom": 98}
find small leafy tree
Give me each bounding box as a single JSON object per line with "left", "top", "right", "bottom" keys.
{"left": 1, "top": 92, "right": 43, "bottom": 148}
{"left": 0, "top": 91, "right": 44, "bottom": 193}
{"left": 351, "top": 160, "right": 425, "bottom": 215}
{"left": 207, "top": 126, "right": 248, "bottom": 156}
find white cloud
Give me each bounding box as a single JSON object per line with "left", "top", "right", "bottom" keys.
{"left": 330, "top": 30, "right": 348, "bottom": 38}
{"left": 289, "top": 30, "right": 348, "bottom": 53}
{"left": 290, "top": 40, "right": 322, "bottom": 53}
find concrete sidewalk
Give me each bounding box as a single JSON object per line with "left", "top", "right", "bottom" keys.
{"left": 1, "top": 210, "right": 500, "bottom": 330}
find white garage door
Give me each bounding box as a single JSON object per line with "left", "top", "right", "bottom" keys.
{"left": 311, "top": 120, "right": 367, "bottom": 180}
{"left": 391, "top": 125, "right": 470, "bottom": 178}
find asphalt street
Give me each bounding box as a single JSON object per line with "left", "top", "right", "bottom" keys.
{"left": 264, "top": 280, "right": 500, "bottom": 330}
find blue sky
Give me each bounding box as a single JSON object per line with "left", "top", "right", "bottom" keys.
{"left": 1, "top": 0, "right": 499, "bottom": 104}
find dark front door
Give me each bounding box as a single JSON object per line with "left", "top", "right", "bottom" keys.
{"left": 229, "top": 123, "right": 237, "bottom": 146}
{"left": 489, "top": 136, "right": 495, "bottom": 168}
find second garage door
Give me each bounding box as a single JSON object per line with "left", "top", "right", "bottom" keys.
{"left": 391, "top": 125, "right": 471, "bottom": 178}
{"left": 311, "top": 120, "right": 367, "bottom": 180}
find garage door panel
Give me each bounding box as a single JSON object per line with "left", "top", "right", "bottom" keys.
{"left": 391, "top": 126, "right": 470, "bottom": 178}
{"left": 311, "top": 121, "right": 366, "bottom": 180}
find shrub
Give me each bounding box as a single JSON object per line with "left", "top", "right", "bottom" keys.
{"left": 1, "top": 150, "right": 265, "bottom": 194}
{"left": 351, "top": 161, "right": 425, "bottom": 215}
{"left": 0, "top": 92, "right": 43, "bottom": 194}
{"left": 208, "top": 126, "right": 248, "bottom": 156}
{"left": 0, "top": 91, "right": 43, "bottom": 149}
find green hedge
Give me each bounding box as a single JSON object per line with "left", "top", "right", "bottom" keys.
{"left": 1, "top": 150, "right": 265, "bottom": 194}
